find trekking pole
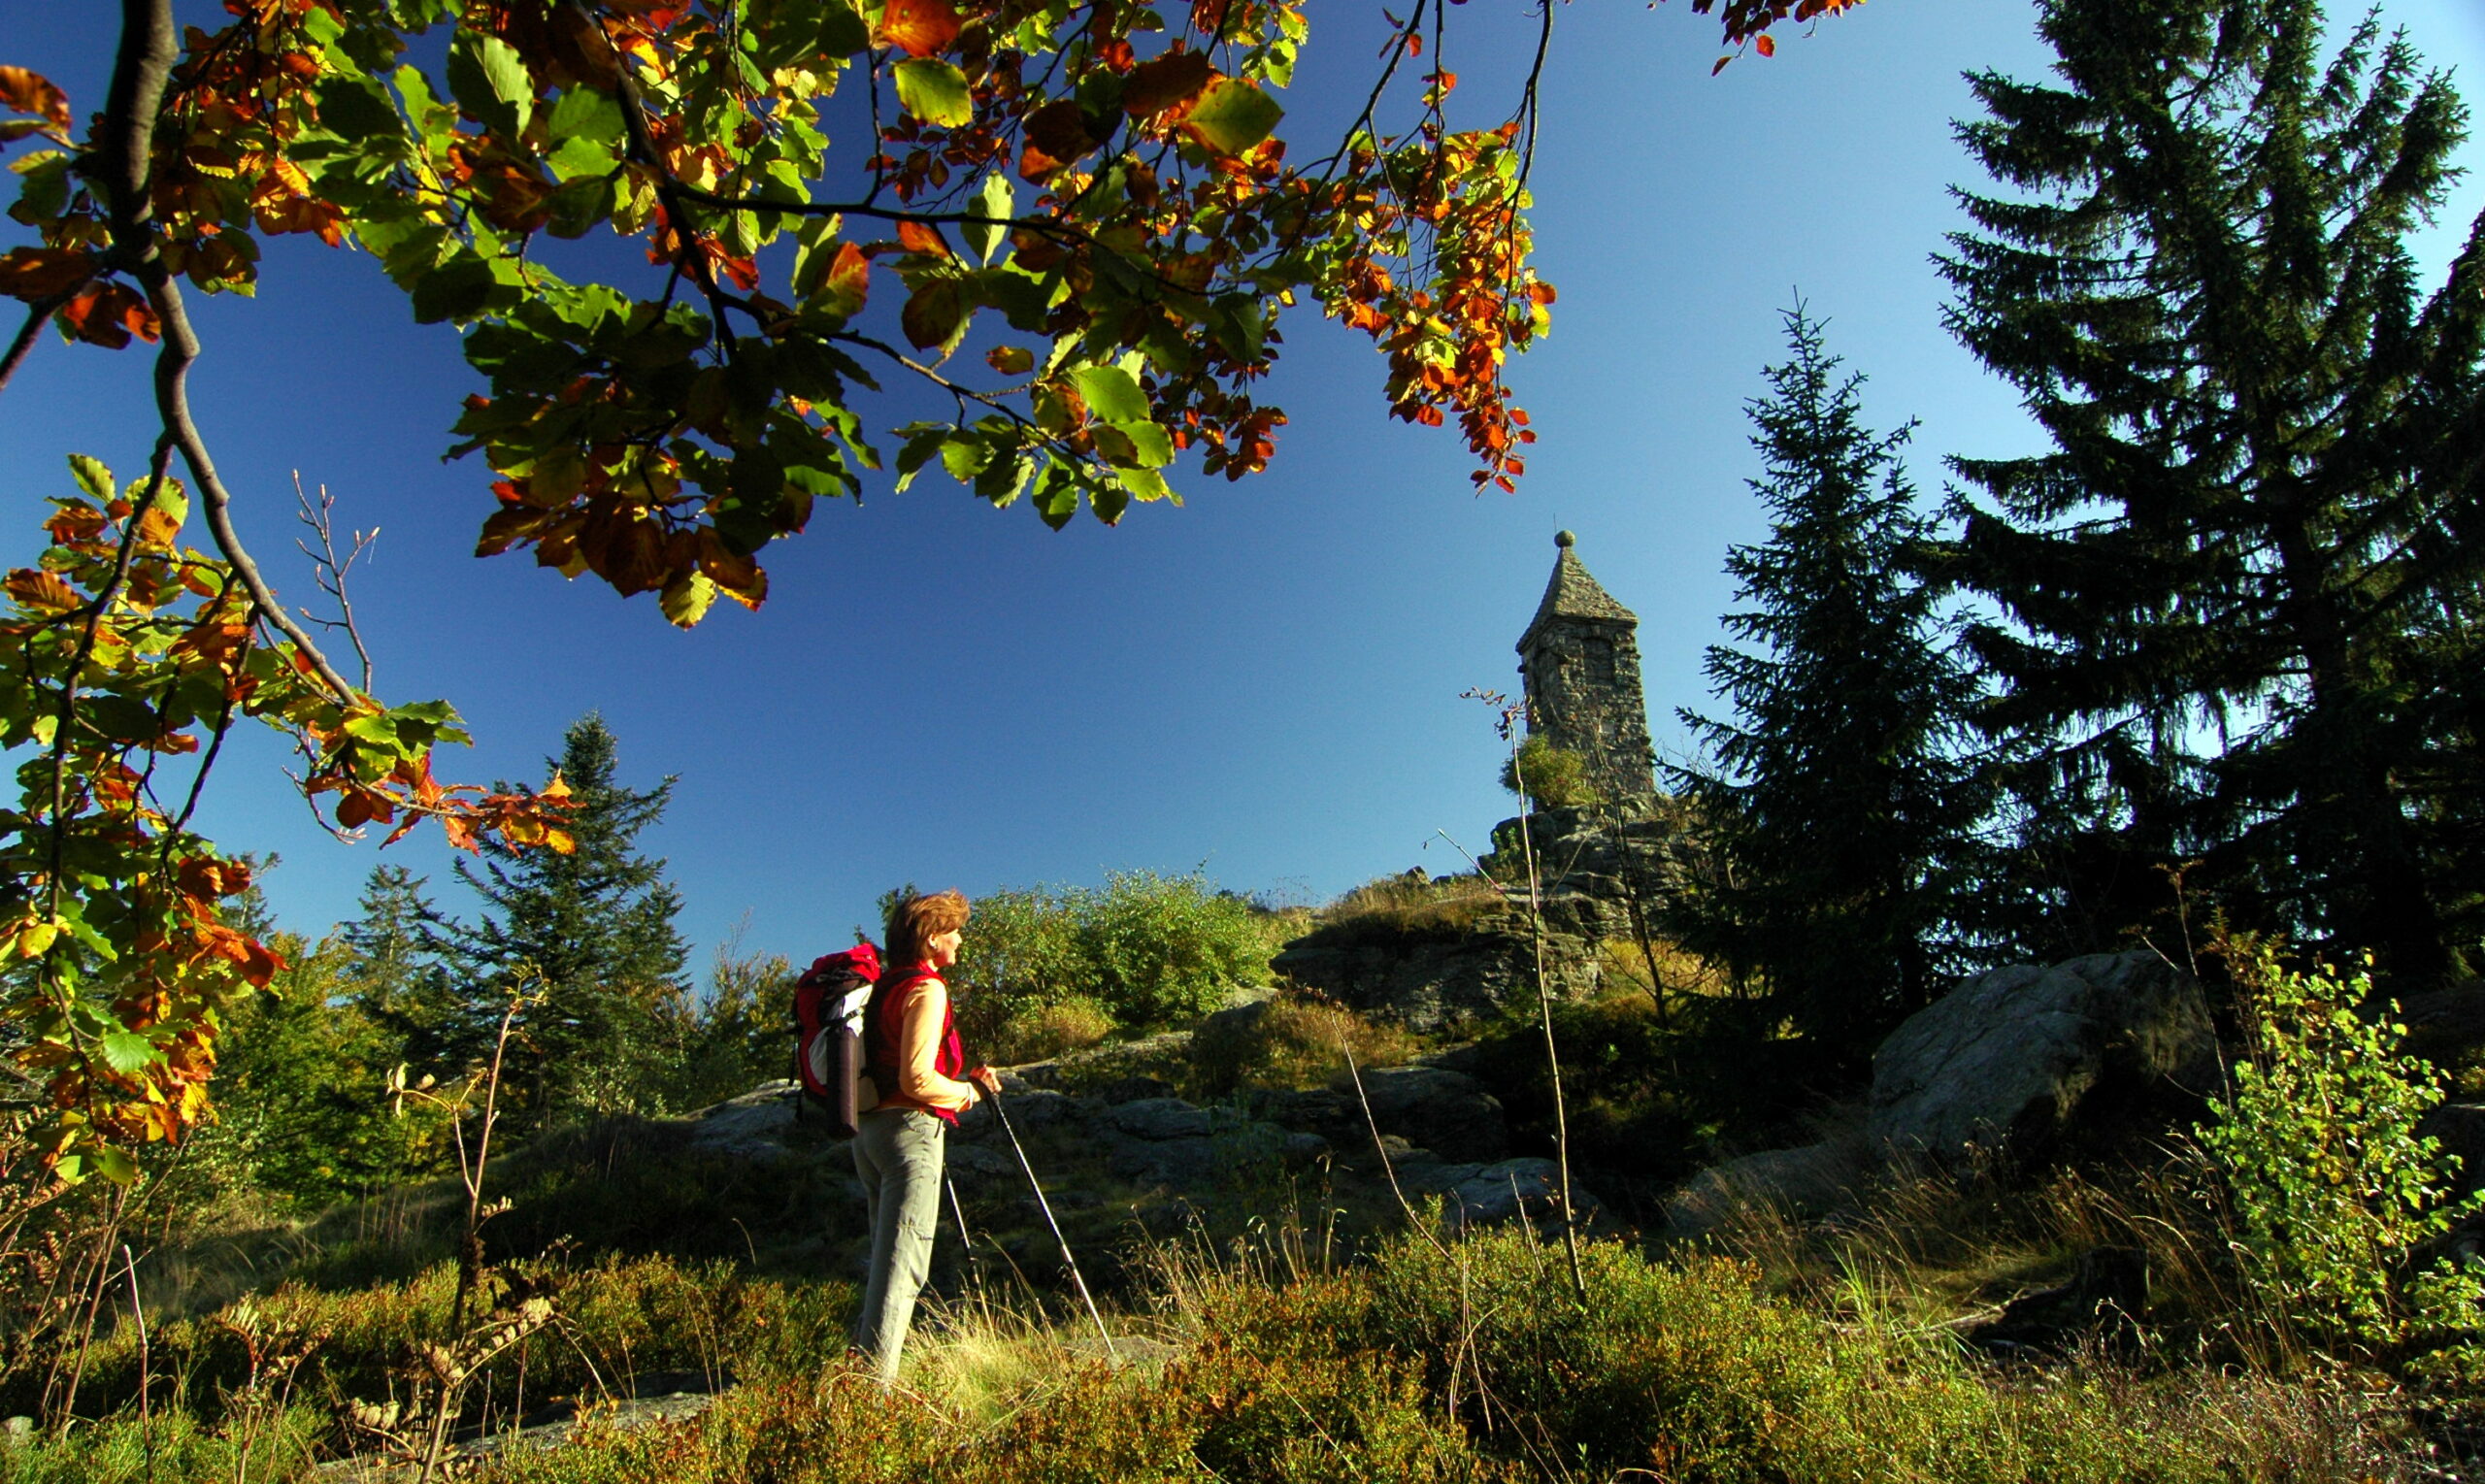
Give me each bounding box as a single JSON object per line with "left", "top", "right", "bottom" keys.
{"left": 986, "top": 1087, "right": 1119, "bottom": 1363}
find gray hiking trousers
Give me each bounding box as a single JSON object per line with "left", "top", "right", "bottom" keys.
{"left": 850, "top": 1106, "right": 946, "bottom": 1383}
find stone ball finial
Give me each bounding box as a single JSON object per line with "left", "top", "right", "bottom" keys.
{"left": 1555, "top": 529, "right": 1576, "bottom": 549}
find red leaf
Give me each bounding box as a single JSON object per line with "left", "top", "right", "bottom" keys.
{"left": 1755, "top": 32, "right": 1776, "bottom": 56}
{"left": 1018, "top": 100, "right": 1095, "bottom": 181}
{"left": 1189, "top": 0, "right": 1232, "bottom": 37}
{"left": 879, "top": 0, "right": 961, "bottom": 58}
{"left": 1123, "top": 50, "right": 1212, "bottom": 121}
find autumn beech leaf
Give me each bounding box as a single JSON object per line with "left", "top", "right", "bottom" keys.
{"left": 893, "top": 57, "right": 973, "bottom": 128}
{"left": 1755, "top": 33, "right": 1776, "bottom": 56}
{"left": 896, "top": 219, "right": 952, "bottom": 258}
{"left": 0, "top": 247, "right": 97, "bottom": 300}
{"left": 822, "top": 242, "right": 872, "bottom": 319}
{"left": 1124, "top": 50, "right": 1213, "bottom": 121}
{"left": 1019, "top": 100, "right": 1097, "bottom": 180}
{"left": 5, "top": 569, "right": 79, "bottom": 612}
{"left": 902, "top": 277, "right": 970, "bottom": 353}
{"left": 878, "top": 0, "right": 961, "bottom": 59}
{"left": 1179, "top": 77, "right": 1282, "bottom": 156}
{"left": 0, "top": 65, "right": 70, "bottom": 139}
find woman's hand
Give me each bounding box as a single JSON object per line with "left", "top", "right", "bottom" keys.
{"left": 967, "top": 1065, "right": 1004, "bottom": 1101}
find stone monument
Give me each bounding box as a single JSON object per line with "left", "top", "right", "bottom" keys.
{"left": 1515, "top": 531, "right": 1657, "bottom": 813}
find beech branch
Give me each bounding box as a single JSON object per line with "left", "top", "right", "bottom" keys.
{"left": 101, "top": 0, "right": 357, "bottom": 705}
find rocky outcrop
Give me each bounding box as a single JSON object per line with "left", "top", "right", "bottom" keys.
{"left": 1272, "top": 916, "right": 1602, "bottom": 1033}
{"left": 682, "top": 1070, "right": 1579, "bottom": 1237}
{"left": 1249, "top": 1066, "right": 1510, "bottom": 1165}
{"left": 1661, "top": 1141, "right": 1861, "bottom": 1236}
{"left": 1662, "top": 951, "right": 2222, "bottom": 1236}
{"left": 1868, "top": 951, "right": 2219, "bottom": 1158}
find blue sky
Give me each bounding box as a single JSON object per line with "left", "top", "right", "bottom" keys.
{"left": 4, "top": 2, "right": 2480, "bottom": 974}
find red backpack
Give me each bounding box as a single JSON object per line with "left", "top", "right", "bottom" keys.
{"left": 791, "top": 942, "right": 882, "bottom": 1137}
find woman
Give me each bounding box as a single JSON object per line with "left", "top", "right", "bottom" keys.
{"left": 850, "top": 887, "right": 1002, "bottom": 1384}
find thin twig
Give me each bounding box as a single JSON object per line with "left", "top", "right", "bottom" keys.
{"left": 0, "top": 290, "right": 75, "bottom": 399}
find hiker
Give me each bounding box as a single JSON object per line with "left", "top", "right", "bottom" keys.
{"left": 850, "top": 887, "right": 1002, "bottom": 1384}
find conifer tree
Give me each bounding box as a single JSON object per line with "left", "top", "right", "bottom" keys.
{"left": 454, "top": 713, "right": 689, "bottom": 1119}
{"left": 1938, "top": 0, "right": 2485, "bottom": 976}
{"left": 340, "top": 864, "right": 480, "bottom": 1079}
{"left": 1673, "top": 305, "right": 1985, "bottom": 1063}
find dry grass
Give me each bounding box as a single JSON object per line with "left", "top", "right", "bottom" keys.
{"left": 989, "top": 996, "right": 1116, "bottom": 1065}
{"left": 1310, "top": 874, "right": 1505, "bottom": 942}
{"left": 1188, "top": 995, "right": 1422, "bottom": 1097}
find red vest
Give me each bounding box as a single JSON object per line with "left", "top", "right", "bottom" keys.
{"left": 872, "top": 965, "right": 966, "bottom": 1125}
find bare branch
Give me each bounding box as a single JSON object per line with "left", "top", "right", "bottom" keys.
{"left": 291, "top": 473, "right": 377, "bottom": 692}
{"left": 0, "top": 291, "right": 77, "bottom": 400}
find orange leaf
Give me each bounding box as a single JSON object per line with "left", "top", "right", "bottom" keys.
{"left": 1755, "top": 32, "right": 1776, "bottom": 56}
{"left": 0, "top": 66, "right": 70, "bottom": 137}
{"left": 824, "top": 241, "right": 872, "bottom": 317}
{"left": 878, "top": 0, "right": 960, "bottom": 58}
{"left": 5, "top": 568, "right": 79, "bottom": 612}
{"left": 896, "top": 219, "right": 951, "bottom": 258}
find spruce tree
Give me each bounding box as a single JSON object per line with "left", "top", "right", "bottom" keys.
{"left": 340, "top": 864, "right": 480, "bottom": 1079}
{"left": 1673, "top": 305, "right": 1985, "bottom": 1064}
{"left": 454, "top": 712, "right": 689, "bottom": 1119}
{"left": 1938, "top": 0, "right": 2485, "bottom": 977}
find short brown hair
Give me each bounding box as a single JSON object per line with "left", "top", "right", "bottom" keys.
{"left": 886, "top": 888, "right": 970, "bottom": 967}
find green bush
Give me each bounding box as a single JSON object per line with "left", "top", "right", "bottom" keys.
{"left": 2198, "top": 934, "right": 2485, "bottom": 1379}
{"left": 1499, "top": 734, "right": 1602, "bottom": 809}
{"left": 955, "top": 872, "right": 1280, "bottom": 1041}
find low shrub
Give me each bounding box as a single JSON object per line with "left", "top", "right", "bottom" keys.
{"left": 1188, "top": 995, "right": 1420, "bottom": 1096}
{"left": 955, "top": 872, "right": 1282, "bottom": 1042}
{"left": 1498, "top": 734, "right": 1602, "bottom": 809}
{"left": 2200, "top": 933, "right": 2485, "bottom": 1380}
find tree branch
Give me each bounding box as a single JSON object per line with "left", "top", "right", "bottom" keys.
{"left": 0, "top": 291, "right": 76, "bottom": 400}
{"left": 98, "top": 0, "right": 356, "bottom": 704}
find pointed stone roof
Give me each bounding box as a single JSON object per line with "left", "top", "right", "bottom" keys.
{"left": 1518, "top": 531, "right": 1636, "bottom": 652}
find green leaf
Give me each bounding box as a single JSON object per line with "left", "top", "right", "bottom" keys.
{"left": 1033, "top": 467, "right": 1079, "bottom": 529}
{"left": 661, "top": 571, "right": 717, "bottom": 627}
{"left": 1089, "top": 478, "right": 1130, "bottom": 525}
{"left": 447, "top": 31, "right": 534, "bottom": 140}
{"left": 1068, "top": 365, "right": 1148, "bottom": 423}
{"left": 547, "top": 134, "right": 619, "bottom": 182}
{"left": 1118, "top": 467, "right": 1177, "bottom": 503}
{"left": 98, "top": 1030, "right": 156, "bottom": 1076}
{"left": 547, "top": 85, "right": 622, "bottom": 148}
{"left": 940, "top": 435, "right": 993, "bottom": 481}
{"left": 893, "top": 59, "right": 973, "bottom": 129}
{"left": 92, "top": 1146, "right": 138, "bottom": 1186}
{"left": 1099, "top": 419, "right": 1174, "bottom": 468}
{"left": 901, "top": 277, "right": 971, "bottom": 354}
{"left": 966, "top": 172, "right": 1013, "bottom": 265}
{"left": 315, "top": 74, "right": 405, "bottom": 143}
{"left": 68, "top": 454, "right": 113, "bottom": 503}
{"left": 411, "top": 253, "right": 498, "bottom": 324}
{"left": 818, "top": 0, "right": 873, "bottom": 55}
{"left": 1181, "top": 78, "right": 1282, "bottom": 157}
